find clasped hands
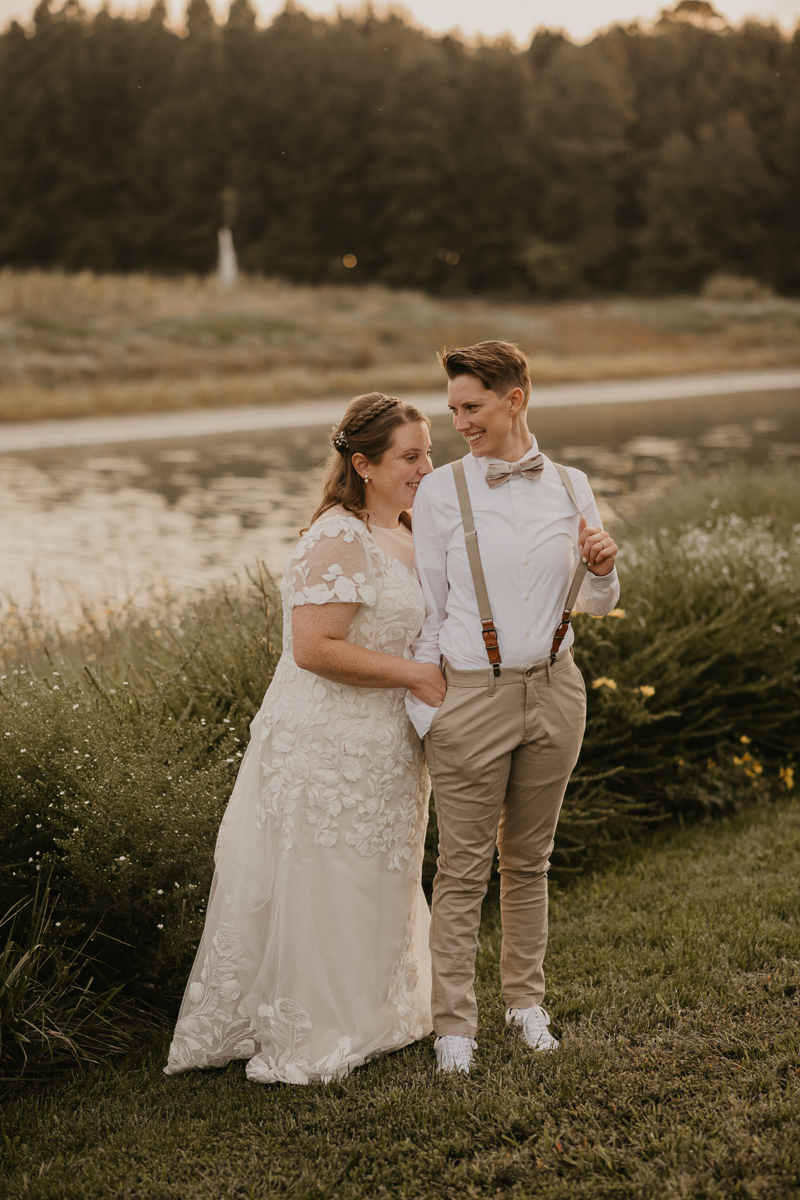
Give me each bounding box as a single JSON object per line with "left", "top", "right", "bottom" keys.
{"left": 579, "top": 516, "right": 618, "bottom": 576}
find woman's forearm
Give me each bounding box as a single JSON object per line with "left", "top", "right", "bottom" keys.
{"left": 294, "top": 635, "right": 417, "bottom": 690}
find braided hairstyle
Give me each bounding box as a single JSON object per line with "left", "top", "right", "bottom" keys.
{"left": 307, "top": 392, "right": 429, "bottom": 532}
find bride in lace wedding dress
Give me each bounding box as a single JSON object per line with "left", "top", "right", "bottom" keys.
{"left": 164, "top": 394, "right": 445, "bottom": 1085}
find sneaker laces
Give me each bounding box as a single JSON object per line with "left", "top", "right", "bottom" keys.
{"left": 434, "top": 1035, "right": 477, "bottom": 1072}
{"left": 507, "top": 1006, "right": 558, "bottom": 1049}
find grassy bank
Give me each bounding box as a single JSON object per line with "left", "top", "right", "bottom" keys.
{"left": 2, "top": 270, "right": 800, "bottom": 423}
{"left": 0, "top": 468, "right": 798, "bottom": 1075}
{"left": 1, "top": 797, "right": 799, "bottom": 1199}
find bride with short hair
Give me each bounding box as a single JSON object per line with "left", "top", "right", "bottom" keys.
{"left": 165, "top": 393, "right": 445, "bottom": 1084}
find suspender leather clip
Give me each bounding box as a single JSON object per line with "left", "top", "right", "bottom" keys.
{"left": 549, "top": 608, "right": 572, "bottom": 661}
{"left": 481, "top": 621, "right": 502, "bottom": 675}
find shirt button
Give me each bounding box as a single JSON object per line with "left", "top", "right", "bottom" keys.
{"left": 524, "top": 559, "right": 529, "bottom": 565}
{"left": 524, "top": 595, "right": 530, "bottom": 601}
{"left": 525, "top": 631, "right": 530, "bottom": 637}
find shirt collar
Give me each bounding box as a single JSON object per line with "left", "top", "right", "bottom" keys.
{"left": 472, "top": 432, "right": 540, "bottom": 475}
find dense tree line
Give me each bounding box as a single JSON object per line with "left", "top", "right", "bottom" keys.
{"left": 1, "top": 0, "right": 798, "bottom": 295}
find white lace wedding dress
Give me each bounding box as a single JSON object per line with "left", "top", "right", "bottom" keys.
{"left": 164, "top": 509, "right": 432, "bottom": 1084}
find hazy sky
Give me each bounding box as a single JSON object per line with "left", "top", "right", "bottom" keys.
{"left": 2, "top": 0, "right": 799, "bottom": 41}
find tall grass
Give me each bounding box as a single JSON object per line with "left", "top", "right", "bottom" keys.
{"left": 0, "top": 468, "right": 798, "bottom": 1078}
{"left": 1, "top": 569, "right": 280, "bottom": 1008}
{"left": 559, "top": 469, "right": 800, "bottom": 863}
{"left": 0, "top": 881, "right": 138, "bottom": 1079}
{"left": 2, "top": 268, "right": 800, "bottom": 422}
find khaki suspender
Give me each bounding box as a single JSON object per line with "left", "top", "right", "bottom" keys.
{"left": 451, "top": 459, "right": 502, "bottom": 675}
{"left": 450, "top": 458, "right": 589, "bottom": 671}
{"left": 549, "top": 462, "right": 590, "bottom": 661}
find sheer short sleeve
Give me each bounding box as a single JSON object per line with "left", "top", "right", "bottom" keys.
{"left": 287, "top": 516, "right": 377, "bottom": 610}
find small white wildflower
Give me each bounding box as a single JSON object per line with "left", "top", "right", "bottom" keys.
{"left": 157, "top": 889, "right": 164, "bottom": 895}
{"left": 117, "top": 855, "right": 126, "bottom": 862}
{"left": 157, "top": 923, "right": 164, "bottom": 930}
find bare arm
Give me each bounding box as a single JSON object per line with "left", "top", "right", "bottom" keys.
{"left": 292, "top": 603, "right": 446, "bottom": 706}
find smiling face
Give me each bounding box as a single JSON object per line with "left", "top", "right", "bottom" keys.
{"left": 447, "top": 374, "right": 528, "bottom": 461}
{"left": 356, "top": 420, "right": 433, "bottom": 524}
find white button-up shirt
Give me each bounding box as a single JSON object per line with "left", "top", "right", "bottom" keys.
{"left": 406, "top": 436, "right": 620, "bottom": 737}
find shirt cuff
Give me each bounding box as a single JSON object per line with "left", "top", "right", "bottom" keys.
{"left": 405, "top": 691, "right": 437, "bottom": 739}
{"left": 588, "top": 567, "right": 618, "bottom": 588}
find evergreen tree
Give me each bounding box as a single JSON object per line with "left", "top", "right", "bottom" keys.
{"left": 0, "top": 1, "right": 797, "bottom": 292}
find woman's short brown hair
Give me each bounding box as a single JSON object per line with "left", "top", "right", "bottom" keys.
{"left": 439, "top": 340, "right": 531, "bottom": 405}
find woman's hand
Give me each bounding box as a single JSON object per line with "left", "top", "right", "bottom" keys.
{"left": 408, "top": 662, "right": 447, "bottom": 708}
{"left": 579, "top": 517, "right": 618, "bottom": 577}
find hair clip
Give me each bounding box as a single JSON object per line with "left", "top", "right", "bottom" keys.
{"left": 331, "top": 430, "right": 349, "bottom": 452}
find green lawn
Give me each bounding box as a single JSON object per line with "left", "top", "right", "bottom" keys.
{"left": 2, "top": 799, "right": 799, "bottom": 1200}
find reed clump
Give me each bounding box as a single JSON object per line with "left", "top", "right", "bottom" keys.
{"left": 0, "top": 469, "right": 798, "bottom": 1078}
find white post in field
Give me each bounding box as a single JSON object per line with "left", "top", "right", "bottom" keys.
{"left": 217, "top": 227, "right": 238, "bottom": 287}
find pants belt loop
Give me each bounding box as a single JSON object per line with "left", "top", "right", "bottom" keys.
{"left": 546, "top": 659, "right": 552, "bottom": 688}
{"left": 488, "top": 666, "right": 496, "bottom": 696}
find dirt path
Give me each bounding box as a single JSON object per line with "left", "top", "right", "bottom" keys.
{"left": 2, "top": 367, "right": 799, "bottom": 453}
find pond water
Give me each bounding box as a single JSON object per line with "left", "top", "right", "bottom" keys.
{"left": 1, "top": 387, "right": 799, "bottom": 626}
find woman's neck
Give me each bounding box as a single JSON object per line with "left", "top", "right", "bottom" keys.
{"left": 362, "top": 498, "right": 402, "bottom": 529}
{"left": 364, "top": 510, "right": 402, "bottom": 530}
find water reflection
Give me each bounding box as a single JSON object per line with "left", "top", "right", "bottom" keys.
{"left": 1, "top": 389, "right": 798, "bottom": 625}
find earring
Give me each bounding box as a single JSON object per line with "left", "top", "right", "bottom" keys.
{"left": 363, "top": 475, "right": 370, "bottom": 483}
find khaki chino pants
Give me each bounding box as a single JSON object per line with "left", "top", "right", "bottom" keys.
{"left": 424, "top": 651, "right": 586, "bottom": 1037}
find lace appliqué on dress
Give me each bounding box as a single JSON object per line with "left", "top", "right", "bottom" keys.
{"left": 165, "top": 925, "right": 254, "bottom": 1073}
{"left": 244, "top": 997, "right": 357, "bottom": 1084}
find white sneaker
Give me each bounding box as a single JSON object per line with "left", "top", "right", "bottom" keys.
{"left": 506, "top": 1006, "right": 560, "bottom": 1052}
{"left": 434, "top": 1035, "right": 477, "bottom": 1075}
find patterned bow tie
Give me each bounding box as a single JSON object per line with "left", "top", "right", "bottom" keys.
{"left": 484, "top": 454, "right": 544, "bottom": 489}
